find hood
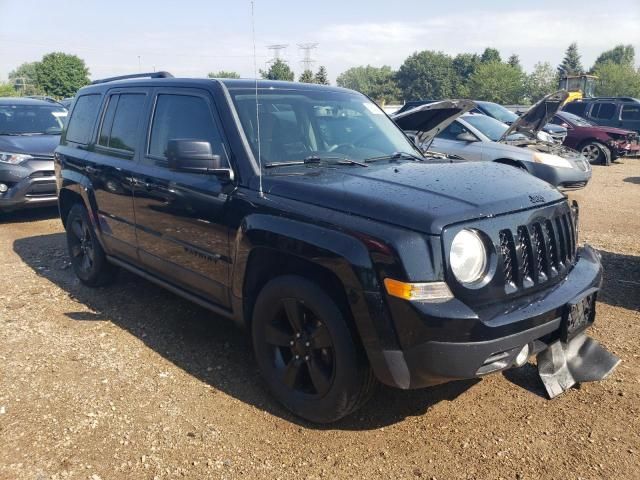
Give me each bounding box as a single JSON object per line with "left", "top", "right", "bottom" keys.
{"left": 499, "top": 91, "right": 569, "bottom": 142}
{"left": 391, "top": 100, "right": 476, "bottom": 145}
{"left": 0, "top": 134, "right": 60, "bottom": 157}
{"left": 263, "top": 161, "right": 563, "bottom": 235}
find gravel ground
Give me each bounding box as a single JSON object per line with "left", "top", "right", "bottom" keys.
{"left": 1, "top": 160, "right": 639, "bottom": 480}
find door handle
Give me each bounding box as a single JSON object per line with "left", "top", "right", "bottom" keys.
{"left": 85, "top": 165, "right": 99, "bottom": 174}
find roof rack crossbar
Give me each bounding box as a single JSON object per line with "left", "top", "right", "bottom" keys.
{"left": 91, "top": 71, "right": 174, "bottom": 85}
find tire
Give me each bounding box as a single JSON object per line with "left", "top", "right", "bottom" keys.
{"left": 580, "top": 141, "right": 611, "bottom": 166}
{"left": 65, "top": 203, "right": 118, "bottom": 287}
{"left": 252, "top": 275, "right": 376, "bottom": 423}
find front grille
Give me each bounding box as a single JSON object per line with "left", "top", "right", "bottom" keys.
{"left": 29, "top": 170, "right": 55, "bottom": 178}
{"left": 498, "top": 210, "right": 576, "bottom": 293}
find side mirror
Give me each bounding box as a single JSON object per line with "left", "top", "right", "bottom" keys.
{"left": 166, "top": 139, "right": 232, "bottom": 179}
{"left": 561, "top": 123, "right": 572, "bottom": 129}
{"left": 456, "top": 132, "right": 478, "bottom": 142}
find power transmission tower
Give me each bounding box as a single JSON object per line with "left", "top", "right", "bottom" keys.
{"left": 266, "top": 44, "right": 289, "bottom": 66}
{"left": 298, "top": 43, "right": 318, "bottom": 72}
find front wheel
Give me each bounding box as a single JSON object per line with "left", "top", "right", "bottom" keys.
{"left": 580, "top": 141, "right": 611, "bottom": 166}
{"left": 252, "top": 275, "right": 375, "bottom": 423}
{"left": 66, "top": 203, "right": 118, "bottom": 287}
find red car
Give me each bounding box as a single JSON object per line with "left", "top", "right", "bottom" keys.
{"left": 551, "top": 111, "right": 639, "bottom": 165}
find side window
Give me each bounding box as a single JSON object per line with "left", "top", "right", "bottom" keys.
{"left": 621, "top": 104, "right": 640, "bottom": 120}
{"left": 148, "top": 94, "right": 228, "bottom": 166}
{"left": 438, "top": 121, "right": 468, "bottom": 141}
{"left": 591, "top": 103, "right": 616, "bottom": 120}
{"left": 97, "top": 93, "right": 145, "bottom": 153}
{"left": 563, "top": 102, "right": 586, "bottom": 116}
{"left": 65, "top": 94, "right": 102, "bottom": 144}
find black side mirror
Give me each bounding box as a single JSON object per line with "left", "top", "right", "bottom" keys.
{"left": 166, "top": 139, "right": 231, "bottom": 178}
{"left": 456, "top": 132, "right": 477, "bottom": 142}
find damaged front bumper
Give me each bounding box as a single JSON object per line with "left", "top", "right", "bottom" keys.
{"left": 379, "top": 245, "right": 620, "bottom": 395}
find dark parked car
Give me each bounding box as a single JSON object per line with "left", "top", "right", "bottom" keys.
{"left": 563, "top": 97, "right": 640, "bottom": 134}
{"left": 55, "top": 73, "right": 618, "bottom": 422}
{"left": 396, "top": 99, "right": 568, "bottom": 143}
{"left": 393, "top": 93, "right": 592, "bottom": 191}
{"left": 0, "top": 97, "right": 67, "bottom": 212}
{"left": 549, "top": 111, "right": 639, "bottom": 165}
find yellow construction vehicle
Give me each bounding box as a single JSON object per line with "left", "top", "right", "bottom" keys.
{"left": 558, "top": 74, "right": 598, "bottom": 104}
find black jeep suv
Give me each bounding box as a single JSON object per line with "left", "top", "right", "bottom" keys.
{"left": 55, "top": 73, "right": 609, "bottom": 423}
{"left": 0, "top": 97, "right": 67, "bottom": 212}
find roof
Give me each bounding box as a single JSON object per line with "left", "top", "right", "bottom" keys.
{"left": 0, "top": 97, "right": 66, "bottom": 107}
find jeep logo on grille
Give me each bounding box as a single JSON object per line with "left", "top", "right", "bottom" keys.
{"left": 529, "top": 194, "right": 545, "bottom": 204}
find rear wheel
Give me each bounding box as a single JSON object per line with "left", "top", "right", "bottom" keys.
{"left": 580, "top": 141, "right": 611, "bottom": 166}
{"left": 252, "top": 275, "right": 375, "bottom": 423}
{"left": 66, "top": 204, "right": 118, "bottom": 287}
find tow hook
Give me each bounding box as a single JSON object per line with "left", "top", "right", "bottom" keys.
{"left": 537, "top": 333, "right": 620, "bottom": 398}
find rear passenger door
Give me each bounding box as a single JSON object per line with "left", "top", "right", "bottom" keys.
{"left": 84, "top": 89, "right": 149, "bottom": 262}
{"left": 132, "top": 88, "right": 234, "bottom": 308}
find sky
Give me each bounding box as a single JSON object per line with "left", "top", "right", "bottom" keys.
{"left": 1, "top": 0, "right": 639, "bottom": 83}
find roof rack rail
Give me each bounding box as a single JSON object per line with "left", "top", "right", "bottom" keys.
{"left": 91, "top": 71, "right": 174, "bottom": 85}
{"left": 25, "top": 95, "right": 65, "bottom": 107}
{"left": 591, "top": 96, "right": 637, "bottom": 102}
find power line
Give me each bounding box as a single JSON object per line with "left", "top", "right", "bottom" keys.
{"left": 266, "top": 44, "right": 288, "bottom": 66}
{"left": 298, "top": 43, "right": 318, "bottom": 72}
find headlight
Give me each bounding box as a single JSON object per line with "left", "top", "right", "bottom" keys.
{"left": 450, "top": 229, "right": 487, "bottom": 285}
{"left": 0, "top": 152, "right": 33, "bottom": 165}
{"left": 532, "top": 152, "right": 573, "bottom": 169}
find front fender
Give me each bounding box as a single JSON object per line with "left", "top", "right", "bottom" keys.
{"left": 231, "top": 213, "right": 405, "bottom": 387}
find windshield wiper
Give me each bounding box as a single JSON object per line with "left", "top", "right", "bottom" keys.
{"left": 264, "top": 155, "right": 368, "bottom": 168}
{"left": 364, "top": 151, "right": 424, "bottom": 163}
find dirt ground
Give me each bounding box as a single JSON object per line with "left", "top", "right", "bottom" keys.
{"left": 1, "top": 160, "right": 639, "bottom": 480}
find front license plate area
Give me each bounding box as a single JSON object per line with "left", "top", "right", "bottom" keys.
{"left": 561, "top": 293, "right": 596, "bottom": 342}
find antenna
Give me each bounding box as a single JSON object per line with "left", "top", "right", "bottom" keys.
{"left": 298, "top": 43, "right": 318, "bottom": 72}
{"left": 251, "top": 1, "right": 264, "bottom": 197}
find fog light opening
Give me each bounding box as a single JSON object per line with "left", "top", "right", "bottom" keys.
{"left": 0, "top": 183, "right": 8, "bottom": 194}
{"left": 514, "top": 344, "right": 530, "bottom": 367}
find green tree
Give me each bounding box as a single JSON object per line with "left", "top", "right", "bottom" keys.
{"left": 260, "top": 59, "right": 294, "bottom": 81}
{"left": 207, "top": 70, "right": 241, "bottom": 79}
{"left": 452, "top": 53, "right": 480, "bottom": 83}
{"left": 558, "top": 42, "right": 583, "bottom": 75}
{"left": 525, "top": 62, "right": 558, "bottom": 103}
{"left": 0, "top": 83, "right": 18, "bottom": 97}
{"left": 480, "top": 47, "right": 501, "bottom": 64}
{"left": 35, "top": 52, "right": 90, "bottom": 98}
{"left": 298, "top": 69, "right": 315, "bottom": 83}
{"left": 592, "top": 62, "right": 640, "bottom": 97}
{"left": 314, "top": 66, "right": 329, "bottom": 85}
{"left": 9, "top": 62, "right": 42, "bottom": 95}
{"left": 397, "top": 51, "right": 463, "bottom": 100}
{"left": 336, "top": 65, "right": 400, "bottom": 104}
{"left": 468, "top": 61, "right": 525, "bottom": 104}
{"left": 507, "top": 54, "right": 522, "bottom": 71}
{"left": 592, "top": 45, "right": 635, "bottom": 70}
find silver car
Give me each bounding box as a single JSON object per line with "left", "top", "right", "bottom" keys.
{"left": 393, "top": 92, "right": 592, "bottom": 191}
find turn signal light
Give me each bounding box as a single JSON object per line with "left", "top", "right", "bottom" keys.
{"left": 384, "top": 278, "right": 453, "bottom": 302}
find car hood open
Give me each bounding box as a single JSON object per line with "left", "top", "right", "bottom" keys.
{"left": 499, "top": 91, "right": 569, "bottom": 142}
{"left": 391, "top": 100, "right": 476, "bottom": 145}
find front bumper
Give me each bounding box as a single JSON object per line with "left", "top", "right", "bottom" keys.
{"left": 0, "top": 166, "right": 57, "bottom": 212}
{"left": 379, "top": 245, "right": 603, "bottom": 389}
{"left": 526, "top": 160, "right": 592, "bottom": 191}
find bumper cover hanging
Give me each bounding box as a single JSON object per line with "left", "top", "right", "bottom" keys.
{"left": 537, "top": 333, "right": 620, "bottom": 398}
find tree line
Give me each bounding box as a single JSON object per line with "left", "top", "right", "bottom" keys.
{"left": 2, "top": 43, "right": 639, "bottom": 105}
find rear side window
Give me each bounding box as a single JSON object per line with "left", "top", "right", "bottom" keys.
{"left": 98, "top": 93, "right": 146, "bottom": 152}
{"left": 148, "top": 94, "right": 227, "bottom": 164}
{"left": 590, "top": 103, "right": 616, "bottom": 120}
{"left": 563, "top": 102, "right": 587, "bottom": 116}
{"left": 66, "top": 94, "right": 102, "bottom": 144}
{"left": 621, "top": 104, "right": 640, "bottom": 120}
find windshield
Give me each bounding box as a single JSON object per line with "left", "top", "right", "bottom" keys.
{"left": 462, "top": 114, "right": 511, "bottom": 141}
{"left": 558, "top": 111, "right": 595, "bottom": 127}
{"left": 478, "top": 102, "right": 518, "bottom": 124}
{"left": 0, "top": 104, "right": 67, "bottom": 135}
{"left": 229, "top": 88, "right": 419, "bottom": 165}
